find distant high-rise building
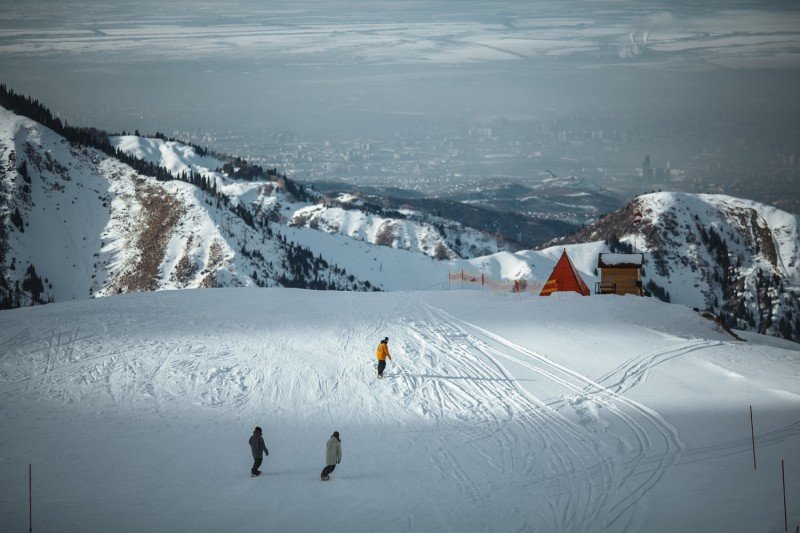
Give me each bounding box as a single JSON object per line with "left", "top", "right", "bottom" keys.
{"left": 642, "top": 155, "right": 652, "bottom": 180}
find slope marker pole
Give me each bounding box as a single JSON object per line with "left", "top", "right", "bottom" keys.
{"left": 29, "top": 464, "right": 32, "bottom": 533}
{"left": 782, "top": 459, "right": 788, "bottom": 532}
{"left": 750, "top": 405, "right": 757, "bottom": 470}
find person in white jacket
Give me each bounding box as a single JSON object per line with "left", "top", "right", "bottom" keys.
{"left": 320, "top": 431, "right": 342, "bottom": 480}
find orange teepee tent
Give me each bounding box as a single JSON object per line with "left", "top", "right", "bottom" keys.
{"left": 540, "top": 250, "right": 590, "bottom": 296}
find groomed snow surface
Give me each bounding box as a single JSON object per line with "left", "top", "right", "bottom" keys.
{"left": 1, "top": 289, "right": 799, "bottom": 532}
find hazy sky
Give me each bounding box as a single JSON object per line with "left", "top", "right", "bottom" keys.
{"left": 1, "top": 0, "right": 799, "bottom": 139}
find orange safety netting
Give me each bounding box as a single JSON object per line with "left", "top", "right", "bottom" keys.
{"left": 448, "top": 270, "right": 557, "bottom": 294}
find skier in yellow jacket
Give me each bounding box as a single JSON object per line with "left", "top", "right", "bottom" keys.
{"left": 376, "top": 337, "right": 392, "bottom": 379}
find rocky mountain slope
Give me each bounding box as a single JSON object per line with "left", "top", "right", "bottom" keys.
{"left": 550, "top": 192, "right": 800, "bottom": 342}
{"left": 0, "top": 83, "right": 528, "bottom": 308}
{"left": 0, "top": 106, "right": 387, "bottom": 307}
{"left": 310, "top": 180, "right": 581, "bottom": 250}
{"left": 111, "top": 134, "right": 505, "bottom": 260}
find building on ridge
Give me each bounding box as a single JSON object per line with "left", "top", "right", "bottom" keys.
{"left": 596, "top": 253, "right": 645, "bottom": 296}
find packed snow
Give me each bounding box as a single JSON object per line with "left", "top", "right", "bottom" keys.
{"left": 1, "top": 288, "right": 798, "bottom": 532}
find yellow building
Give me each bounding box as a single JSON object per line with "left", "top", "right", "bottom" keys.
{"left": 596, "top": 253, "right": 645, "bottom": 296}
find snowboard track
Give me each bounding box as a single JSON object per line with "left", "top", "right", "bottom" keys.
{"left": 419, "top": 303, "right": 693, "bottom": 532}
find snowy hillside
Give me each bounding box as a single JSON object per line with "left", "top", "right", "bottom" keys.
{"left": 111, "top": 134, "right": 503, "bottom": 260}
{"left": 0, "top": 99, "right": 607, "bottom": 309}
{"left": 1, "top": 289, "right": 798, "bottom": 532}
{"left": 0, "top": 100, "right": 588, "bottom": 301}
{"left": 0, "top": 100, "right": 534, "bottom": 307}
{"left": 553, "top": 192, "right": 800, "bottom": 343}
{"left": 3, "top": 93, "right": 799, "bottom": 347}
{"left": 0, "top": 106, "right": 385, "bottom": 306}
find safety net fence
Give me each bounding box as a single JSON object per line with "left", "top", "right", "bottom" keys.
{"left": 447, "top": 270, "right": 557, "bottom": 295}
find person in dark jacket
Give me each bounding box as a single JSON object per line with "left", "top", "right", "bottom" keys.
{"left": 320, "top": 431, "right": 342, "bottom": 480}
{"left": 249, "top": 426, "right": 269, "bottom": 476}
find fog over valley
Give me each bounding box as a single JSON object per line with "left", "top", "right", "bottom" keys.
{"left": 1, "top": 0, "right": 799, "bottom": 215}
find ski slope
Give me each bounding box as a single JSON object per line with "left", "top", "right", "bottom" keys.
{"left": 0, "top": 289, "right": 798, "bottom": 532}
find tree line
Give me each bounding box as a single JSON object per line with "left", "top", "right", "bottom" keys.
{"left": 0, "top": 84, "right": 312, "bottom": 196}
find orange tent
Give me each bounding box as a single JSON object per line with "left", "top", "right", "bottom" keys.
{"left": 540, "top": 250, "right": 590, "bottom": 296}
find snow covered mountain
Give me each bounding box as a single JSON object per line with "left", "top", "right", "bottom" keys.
{"left": 310, "top": 180, "right": 582, "bottom": 250}
{"left": 2, "top": 87, "right": 799, "bottom": 346}
{"left": 551, "top": 192, "right": 800, "bottom": 342}
{"left": 1, "top": 288, "right": 798, "bottom": 531}
{"left": 1, "top": 87, "right": 799, "bottom": 531}
{"left": 111, "top": 134, "right": 506, "bottom": 260}
{"left": 0, "top": 97, "right": 586, "bottom": 306}
{"left": 0, "top": 93, "right": 522, "bottom": 307}
{"left": 0, "top": 105, "right": 387, "bottom": 305}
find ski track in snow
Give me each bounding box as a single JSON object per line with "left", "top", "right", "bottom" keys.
{"left": 2, "top": 291, "right": 799, "bottom": 532}
{"left": 426, "top": 305, "right": 698, "bottom": 532}
{"left": 394, "top": 307, "right": 559, "bottom": 529}
{"left": 594, "top": 340, "right": 719, "bottom": 395}
{"left": 0, "top": 299, "right": 673, "bottom": 531}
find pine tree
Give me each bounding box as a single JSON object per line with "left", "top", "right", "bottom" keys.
{"left": 18, "top": 161, "right": 30, "bottom": 184}
{"left": 10, "top": 208, "right": 23, "bottom": 231}
{"left": 21, "top": 264, "right": 45, "bottom": 303}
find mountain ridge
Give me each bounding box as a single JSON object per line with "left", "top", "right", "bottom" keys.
{"left": 2, "top": 86, "right": 799, "bottom": 343}
{"left": 548, "top": 191, "right": 800, "bottom": 342}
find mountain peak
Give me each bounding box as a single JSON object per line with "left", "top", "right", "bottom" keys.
{"left": 549, "top": 191, "right": 800, "bottom": 342}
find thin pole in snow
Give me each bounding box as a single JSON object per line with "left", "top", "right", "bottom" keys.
{"left": 782, "top": 459, "right": 788, "bottom": 532}
{"left": 750, "top": 405, "right": 757, "bottom": 470}
{"left": 29, "top": 464, "right": 32, "bottom": 533}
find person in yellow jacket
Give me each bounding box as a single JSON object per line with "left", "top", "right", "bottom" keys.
{"left": 376, "top": 337, "right": 392, "bottom": 379}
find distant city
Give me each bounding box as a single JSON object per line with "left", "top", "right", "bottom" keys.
{"left": 172, "top": 111, "right": 800, "bottom": 215}
{"left": 4, "top": 0, "right": 799, "bottom": 221}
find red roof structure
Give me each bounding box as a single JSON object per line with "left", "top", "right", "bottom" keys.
{"left": 540, "top": 250, "right": 591, "bottom": 296}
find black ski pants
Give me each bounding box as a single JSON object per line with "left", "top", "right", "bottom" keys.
{"left": 377, "top": 359, "right": 387, "bottom": 376}
{"left": 321, "top": 464, "right": 336, "bottom": 478}
{"left": 252, "top": 456, "right": 263, "bottom": 474}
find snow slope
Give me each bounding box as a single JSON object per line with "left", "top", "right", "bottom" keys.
{"left": 0, "top": 107, "right": 111, "bottom": 302}
{"left": 0, "top": 108, "right": 459, "bottom": 301}
{"left": 0, "top": 108, "right": 512, "bottom": 309}
{"left": 637, "top": 192, "right": 799, "bottom": 309}
{"left": 554, "top": 191, "right": 800, "bottom": 342}
{"left": 2, "top": 106, "right": 592, "bottom": 301}
{"left": 110, "top": 135, "right": 502, "bottom": 260}
{"left": 1, "top": 289, "right": 798, "bottom": 532}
